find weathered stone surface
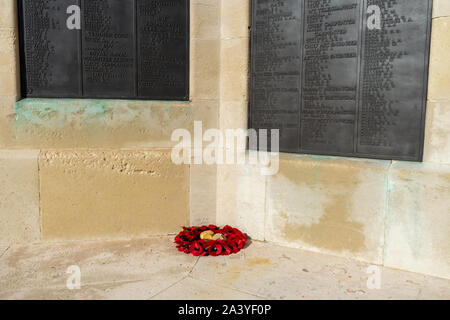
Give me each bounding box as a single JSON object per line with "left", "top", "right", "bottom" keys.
{"left": 219, "top": 100, "right": 248, "bottom": 131}
{"left": 0, "top": 237, "right": 198, "bottom": 298}
{"left": 428, "top": 18, "right": 450, "bottom": 100}
{"left": 0, "top": 2, "right": 19, "bottom": 102}
{"left": 191, "top": 241, "right": 450, "bottom": 300}
{"left": 3, "top": 98, "right": 219, "bottom": 149}
{"left": 152, "top": 277, "right": 261, "bottom": 300}
{"left": 0, "top": 96, "right": 18, "bottom": 147}
{"left": 9, "top": 99, "right": 193, "bottom": 149}
{"left": 384, "top": 161, "right": 450, "bottom": 279}
{"left": 190, "top": 163, "right": 217, "bottom": 226}
{"left": 0, "top": 0, "right": 223, "bottom": 150}
{"left": 0, "top": 149, "right": 40, "bottom": 245}
{"left": 217, "top": 0, "right": 252, "bottom": 236}
{"left": 265, "top": 155, "right": 390, "bottom": 265}
{"left": 192, "top": 99, "right": 219, "bottom": 130}
{"left": 39, "top": 150, "right": 189, "bottom": 240}
{"left": 189, "top": 1, "right": 221, "bottom": 102}
{"left": 424, "top": 101, "right": 450, "bottom": 164}
{"left": 190, "top": 39, "right": 220, "bottom": 100}
{"left": 0, "top": 0, "right": 17, "bottom": 28}
{"left": 0, "top": 29, "right": 16, "bottom": 71}
{"left": 221, "top": 0, "right": 250, "bottom": 39}
{"left": 0, "top": 246, "right": 8, "bottom": 258}
{"left": 191, "top": 0, "right": 221, "bottom": 40}
{"left": 216, "top": 162, "right": 266, "bottom": 241}
{"left": 3, "top": 238, "right": 448, "bottom": 300}
{"left": 433, "top": 0, "right": 450, "bottom": 18}
{"left": 220, "top": 38, "right": 249, "bottom": 101}
{"left": 0, "top": 28, "right": 19, "bottom": 97}
{"left": 0, "top": 69, "right": 16, "bottom": 96}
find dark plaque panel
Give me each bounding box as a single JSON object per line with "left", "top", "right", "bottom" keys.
{"left": 250, "top": 0, "right": 432, "bottom": 161}
{"left": 137, "top": 0, "right": 189, "bottom": 100}
{"left": 301, "top": 0, "right": 360, "bottom": 154}
{"left": 357, "top": 0, "right": 431, "bottom": 160}
{"left": 82, "top": 0, "right": 135, "bottom": 98}
{"left": 250, "top": 0, "right": 303, "bottom": 152}
{"left": 19, "top": 0, "right": 189, "bottom": 100}
{"left": 20, "top": 0, "right": 82, "bottom": 98}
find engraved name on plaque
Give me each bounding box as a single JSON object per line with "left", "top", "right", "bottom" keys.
{"left": 251, "top": 0, "right": 303, "bottom": 152}
{"left": 358, "top": 0, "right": 431, "bottom": 159}
{"left": 82, "top": 0, "right": 135, "bottom": 98}
{"left": 250, "top": 0, "right": 432, "bottom": 161}
{"left": 301, "top": 0, "right": 360, "bottom": 154}
{"left": 20, "top": 0, "right": 82, "bottom": 97}
{"left": 19, "top": 0, "right": 189, "bottom": 101}
{"left": 137, "top": 0, "right": 189, "bottom": 100}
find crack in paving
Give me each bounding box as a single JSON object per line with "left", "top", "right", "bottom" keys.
{"left": 148, "top": 276, "right": 189, "bottom": 300}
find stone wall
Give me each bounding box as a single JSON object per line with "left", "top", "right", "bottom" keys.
{"left": 0, "top": 0, "right": 448, "bottom": 280}
{"left": 214, "top": 0, "right": 450, "bottom": 279}
{"left": 0, "top": 0, "right": 221, "bottom": 241}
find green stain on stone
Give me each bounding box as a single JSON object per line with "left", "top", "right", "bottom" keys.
{"left": 15, "top": 99, "right": 108, "bottom": 128}
{"left": 14, "top": 98, "right": 190, "bottom": 129}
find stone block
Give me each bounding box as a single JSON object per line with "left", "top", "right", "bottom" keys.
{"left": 433, "top": 0, "right": 450, "bottom": 18}
{"left": 221, "top": 0, "right": 250, "bottom": 39}
{"left": 191, "top": 0, "right": 221, "bottom": 40}
{"left": 384, "top": 161, "right": 450, "bottom": 279}
{"left": 0, "top": 28, "right": 19, "bottom": 97}
{"left": 424, "top": 100, "right": 450, "bottom": 164}
{"left": 190, "top": 163, "right": 217, "bottom": 226}
{"left": 0, "top": 1, "right": 17, "bottom": 28}
{"left": 216, "top": 162, "right": 266, "bottom": 240}
{"left": 220, "top": 38, "right": 249, "bottom": 101}
{"left": 0, "top": 149, "right": 40, "bottom": 245}
{"left": 11, "top": 99, "right": 193, "bottom": 149}
{"left": 265, "top": 155, "right": 391, "bottom": 264}
{"left": 192, "top": 99, "right": 219, "bottom": 130}
{"left": 219, "top": 100, "right": 248, "bottom": 131}
{"left": 190, "top": 39, "right": 220, "bottom": 100}
{"left": 428, "top": 18, "right": 450, "bottom": 100}
{"left": 39, "top": 150, "right": 190, "bottom": 240}
{"left": 0, "top": 96, "right": 18, "bottom": 147}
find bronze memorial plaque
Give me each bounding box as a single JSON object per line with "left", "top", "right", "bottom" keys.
{"left": 18, "top": 0, "right": 189, "bottom": 100}
{"left": 250, "top": 0, "right": 433, "bottom": 161}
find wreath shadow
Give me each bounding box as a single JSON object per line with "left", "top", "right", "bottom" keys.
{"left": 242, "top": 234, "right": 253, "bottom": 250}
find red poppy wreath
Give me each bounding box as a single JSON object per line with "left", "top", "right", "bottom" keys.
{"left": 174, "top": 225, "right": 247, "bottom": 256}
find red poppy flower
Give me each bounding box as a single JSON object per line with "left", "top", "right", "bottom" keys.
{"left": 190, "top": 241, "right": 204, "bottom": 256}
{"left": 235, "top": 239, "right": 244, "bottom": 249}
{"left": 201, "top": 241, "right": 214, "bottom": 256}
{"left": 221, "top": 245, "right": 232, "bottom": 256}
{"left": 210, "top": 243, "right": 223, "bottom": 256}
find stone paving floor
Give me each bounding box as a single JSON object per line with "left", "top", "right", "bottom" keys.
{"left": 0, "top": 237, "right": 448, "bottom": 300}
